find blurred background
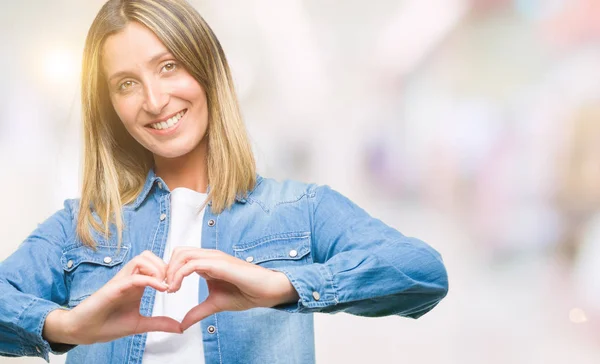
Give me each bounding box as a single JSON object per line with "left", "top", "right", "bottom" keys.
{"left": 1, "top": 0, "right": 600, "bottom": 362}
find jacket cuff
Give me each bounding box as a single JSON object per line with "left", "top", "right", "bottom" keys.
{"left": 271, "top": 263, "right": 339, "bottom": 313}
{"left": 17, "top": 298, "right": 76, "bottom": 361}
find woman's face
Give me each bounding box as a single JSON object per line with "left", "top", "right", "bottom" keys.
{"left": 102, "top": 21, "right": 208, "bottom": 159}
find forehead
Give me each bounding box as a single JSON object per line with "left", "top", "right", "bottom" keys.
{"left": 102, "top": 21, "right": 168, "bottom": 76}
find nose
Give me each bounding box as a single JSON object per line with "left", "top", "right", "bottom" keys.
{"left": 142, "top": 80, "right": 169, "bottom": 115}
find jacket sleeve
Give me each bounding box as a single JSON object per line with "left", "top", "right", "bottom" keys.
{"left": 273, "top": 185, "right": 449, "bottom": 318}
{"left": 0, "top": 199, "right": 77, "bottom": 362}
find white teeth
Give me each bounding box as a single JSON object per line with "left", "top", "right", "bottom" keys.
{"left": 149, "top": 110, "right": 185, "bottom": 130}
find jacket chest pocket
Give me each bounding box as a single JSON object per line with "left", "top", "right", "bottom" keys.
{"left": 233, "top": 232, "right": 312, "bottom": 269}
{"left": 61, "top": 245, "right": 129, "bottom": 307}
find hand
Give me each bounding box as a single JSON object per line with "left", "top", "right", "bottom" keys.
{"left": 165, "top": 247, "right": 300, "bottom": 331}
{"left": 43, "top": 251, "right": 182, "bottom": 346}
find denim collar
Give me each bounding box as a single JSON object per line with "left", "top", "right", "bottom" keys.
{"left": 130, "top": 168, "right": 262, "bottom": 209}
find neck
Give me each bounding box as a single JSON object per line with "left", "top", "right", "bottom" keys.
{"left": 153, "top": 140, "right": 208, "bottom": 193}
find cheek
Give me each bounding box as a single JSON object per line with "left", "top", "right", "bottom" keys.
{"left": 177, "top": 77, "right": 207, "bottom": 107}
{"left": 112, "top": 98, "right": 137, "bottom": 128}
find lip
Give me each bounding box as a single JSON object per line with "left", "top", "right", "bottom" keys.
{"left": 144, "top": 109, "right": 187, "bottom": 136}
{"left": 145, "top": 109, "right": 187, "bottom": 126}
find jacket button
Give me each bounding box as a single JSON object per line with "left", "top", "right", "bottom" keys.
{"left": 289, "top": 250, "right": 298, "bottom": 258}
{"left": 207, "top": 219, "right": 215, "bottom": 227}
{"left": 207, "top": 325, "right": 216, "bottom": 334}
{"left": 35, "top": 346, "right": 41, "bottom": 353}
{"left": 157, "top": 182, "right": 163, "bottom": 190}
{"left": 312, "top": 291, "right": 321, "bottom": 301}
{"left": 245, "top": 256, "right": 254, "bottom": 263}
{"left": 160, "top": 213, "right": 167, "bottom": 221}
{"left": 67, "top": 260, "right": 74, "bottom": 268}
{"left": 104, "top": 257, "right": 113, "bottom": 264}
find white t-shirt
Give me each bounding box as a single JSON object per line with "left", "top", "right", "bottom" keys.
{"left": 142, "top": 187, "right": 207, "bottom": 364}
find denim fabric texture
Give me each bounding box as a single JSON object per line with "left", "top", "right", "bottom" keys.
{"left": 0, "top": 169, "right": 449, "bottom": 363}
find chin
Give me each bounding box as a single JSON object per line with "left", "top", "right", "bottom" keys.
{"left": 152, "top": 148, "right": 192, "bottom": 159}
{"left": 145, "top": 135, "right": 207, "bottom": 161}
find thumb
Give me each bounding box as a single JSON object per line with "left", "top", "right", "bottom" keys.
{"left": 181, "top": 300, "right": 219, "bottom": 331}
{"left": 135, "top": 316, "right": 183, "bottom": 334}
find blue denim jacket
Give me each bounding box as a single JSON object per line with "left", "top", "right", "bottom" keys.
{"left": 0, "top": 170, "right": 448, "bottom": 363}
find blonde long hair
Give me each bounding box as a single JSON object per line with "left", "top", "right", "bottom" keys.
{"left": 78, "top": 0, "right": 256, "bottom": 248}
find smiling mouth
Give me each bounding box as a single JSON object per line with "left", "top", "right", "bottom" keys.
{"left": 145, "top": 109, "right": 187, "bottom": 130}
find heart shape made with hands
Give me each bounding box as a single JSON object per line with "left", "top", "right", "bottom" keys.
{"left": 141, "top": 247, "right": 297, "bottom": 331}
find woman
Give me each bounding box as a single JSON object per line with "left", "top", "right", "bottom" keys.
{"left": 0, "top": 0, "right": 448, "bottom": 363}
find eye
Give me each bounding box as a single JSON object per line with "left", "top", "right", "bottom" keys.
{"left": 118, "top": 80, "right": 135, "bottom": 92}
{"left": 161, "top": 62, "right": 178, "bottom": 73}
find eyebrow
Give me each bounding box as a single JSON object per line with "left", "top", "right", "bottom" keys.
{"left": 107, "top": 50, "right": 173, "bottom": 84}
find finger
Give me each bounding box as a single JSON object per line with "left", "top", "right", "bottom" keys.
{"left": 166, "top": 248, "right": 216, "bottom": 287}
{"left": 132, "top": 256, "right": 164, "bottom": 280}
{"left": 165, "top": 247, "right": 195, "bottom": 285}
{"left": 118, "top": 274, "right": 169, "bottom": 294}
{"left": 181, "top": 301, "right": 219, "bottom": 331}
{"left": 167, "top": 249, "right": 228, "bottom": 287}
{"left": 119, "top": 255, "right": 163, "bottom": 279}
{"left": 169, "top": 260, "right": 200, "bottom": 293}
{"left": 140, "top": 250, "right": 168, "bottom": 280}
{"left": 135, "top": 316, "right": 183, "bottom": 335}
{"left": 170, "top": 259, "right": 227, "bottom": 292}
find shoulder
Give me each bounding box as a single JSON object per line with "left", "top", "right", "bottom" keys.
{"left": 247, "top": 176, "right": 348, "bottom": 212}
{"left": 53, "top": 198, "right": 80, "bottom": 233}
{"left": 246, "top": 176, "right": 320, "bottom": 210}
{"left": 59, "top": 198, "right": 80, "bottom": 224}
{"left": 25, "top": 198, "right": 80, "bottom": 248}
